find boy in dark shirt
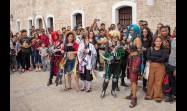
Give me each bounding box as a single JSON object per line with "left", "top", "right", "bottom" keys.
{"left": 20, "top": 29, "right": 32, "bottom": 72}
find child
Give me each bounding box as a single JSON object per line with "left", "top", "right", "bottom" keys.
{"left": 78, "top": 34, "right": 97, "bottom": 92}
{"left": 39, "top": 42, "right": 49, "bottom": 71}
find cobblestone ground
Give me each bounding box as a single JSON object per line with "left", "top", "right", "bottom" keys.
{"left": 10, "top": 71, "right": 176, "bottom": 111}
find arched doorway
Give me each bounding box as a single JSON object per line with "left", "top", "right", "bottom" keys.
{"left": 118, "top": 6, "right": 132, "bottom": 26}
{"left": 75, "top": 13, "right": 82, "bottom": 27}
{"left": 112, "top": 1, "right": 137, "bottom": 25}
{"left": 38, "top": 18, "right": 43, "bottom": 29}
{"left": 35, "top": 16, "right": 44, "bottom": 29}
{"left": 71, "top": 10, "right": 85, "bottom": 29}
{"left": 28, "top": 19, "right": 33, "bottom": 36}
{"left": 47, "top": 17, "right": 54, "bottom": 32}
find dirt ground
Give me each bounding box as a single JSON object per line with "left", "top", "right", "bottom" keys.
{"left": 10, "top": 71, "right": 176, "bottom": 111}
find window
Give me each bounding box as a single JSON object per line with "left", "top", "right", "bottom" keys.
{"left": 75, "top": 13, "right": 82, "bottom": 27}
{"left": 28, "top": 20, "right": 32, "bottom": 36}
{"left": 118, "top": 7, "right": 132, "bottom": 26}
{"left": 47, "top": 17, "right": 54, "bottom": 32}
{"left": 38, "top": 18, "right": 43, "bottom": 29}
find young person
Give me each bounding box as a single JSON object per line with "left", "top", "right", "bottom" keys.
{"left": 64, "top": 31, "right": 79, "bottom": 91}
{"left": 145, "top": 37, "right": 167, "bottom": 103}
{"left": 39, "top": 42, "right": 49, "bottom": 71}
{"left": 125, "top": 24, "right": 142, "bottom": 108}
{"left": 20, "top": 29, "right": 32, "bottom": 72}
{"left": 95, "top": 28, "right": 108, "bottom": 71}
{"left": 164, "top": 27, "right": 176, "bottom": 102}
{"left": 47, "top": 31, "right": 63, "bottom": 86}
{"left": 78, "top": 34, "right": 97, "bottom": 92}
{"left": 141, "top": 27, "right": 153, "bottom": 92}
{"left": 100, "top": 30, "right": 125, "bottom": 98}
{"left": 31, "top": 33, "right": 42, "bottom": 71}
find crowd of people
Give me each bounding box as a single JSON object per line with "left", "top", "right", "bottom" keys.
{"left": 10, "top": 19, "right": 176, "bottom": 108}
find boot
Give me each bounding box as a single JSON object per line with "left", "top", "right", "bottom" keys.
{"left": 165, "top": 96, "right": 174, "bottom": 103}
{"left": 55, "top": 76, "right": 59, "bottom": 86}
{"left": 129, "top": 97, "right": 137, "bottom": 108}
{"left": 116, "top": 79, "right": 120, "bottom": 91}
{"left": 47, "top": 79, "right": 52, "bottom": 86}
{"left": 80, "top": 80, "right": 86, "bottom": 91}
{"left": 58, "top": 74, "right": 63, "bottom": 85}
{"left": 59, "top": 80, "right": 62, "bottom": 85}
{"left": 100, "top": 80, "right": 109, "bottom": 99}
{"left": 86, "top": 81, "right": 91, "bottom": 92}
{"left": 56, "top": 70, "right": 63, "bottom": 86}
{"left": 111, "top": 80, "right": 117, "bottom": 97}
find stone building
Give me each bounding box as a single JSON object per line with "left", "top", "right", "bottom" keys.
{"left": 10, "top": 0, "right": 176, "bottom": 35}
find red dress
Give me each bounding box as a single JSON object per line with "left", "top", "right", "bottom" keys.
{"left": 38, "top": 34, "right": 49, "bottom": 47}
{"left": 51, "top": 41, "right": 62, "bottom": 76}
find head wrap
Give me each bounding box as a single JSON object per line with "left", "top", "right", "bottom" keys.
{"left": 51, "top": 31, "right": 60, "bottom": 43}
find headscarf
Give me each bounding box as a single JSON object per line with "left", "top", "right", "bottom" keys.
{"left": 51, "top": 31, "right": 60, "bottom": 43}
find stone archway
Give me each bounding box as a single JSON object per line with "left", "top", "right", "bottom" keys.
{"left": 28, "top": 17, "right": 33, "bottom": 36}
{"left": 35, "top": 15, "right": 44, "bottom": 29}
{"left": 46, "top": 15, "right": 54, "bottom": 32}
{"left": 112, "top": 1, "right": 137, "bottom": 25}
{"left": 71, "top": 10, "right": 85, "bottom": 29}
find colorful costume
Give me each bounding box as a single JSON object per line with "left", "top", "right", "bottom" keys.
{"left": 95, "top": 35, "right": 108, "bottom": 71}
{"left": 125, "top": 24, "right": 142, "bottom": 108}
{"left": 64, "top": 31, "right": 78, "bottom": 75}
{"left": 47, "top": 31, "right": 63, "bottom": 86}
{"left": 78, "top": 41, "right": 97, "bottom": 91}
{"left": 126, "top": 24, "right": 142, "bottom": 83}
{"left": 101, "top": 30, "right": 125, "bottom": 98}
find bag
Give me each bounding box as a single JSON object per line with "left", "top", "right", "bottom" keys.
{"left": 143, "top": 61, "right": 150, "bottom": 80}
{"left": 163, "top": 74, "right": 172, "bottom": 94}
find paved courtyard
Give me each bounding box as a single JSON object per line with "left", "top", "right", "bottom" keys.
{"left": 10, "top": 71, "right": 176, "bottom": 111}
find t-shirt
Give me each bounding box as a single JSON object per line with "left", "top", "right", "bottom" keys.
{"left": 38, "top": 47, "right": 49, "bottom": 57}
{"left": 20, "top": 36, "right": 31, "bottom": 53}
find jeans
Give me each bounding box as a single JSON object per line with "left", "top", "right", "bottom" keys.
{"left": 41, "top": 56, "right": 49, "bottom": 71}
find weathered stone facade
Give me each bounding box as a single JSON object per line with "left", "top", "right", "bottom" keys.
{"left": 10, "top": 0, "right": 176, "bottom": 33}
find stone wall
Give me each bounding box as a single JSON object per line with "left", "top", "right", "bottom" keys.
{"left": 10, "top": 0, "right": 176, "bottom": 33}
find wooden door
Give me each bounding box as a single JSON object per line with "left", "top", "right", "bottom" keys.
{"left": 119, "top": 6, "right": 132, "bottom": 26}
{"left": 76, "top": 13, "right": 82, "bottom": 27}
